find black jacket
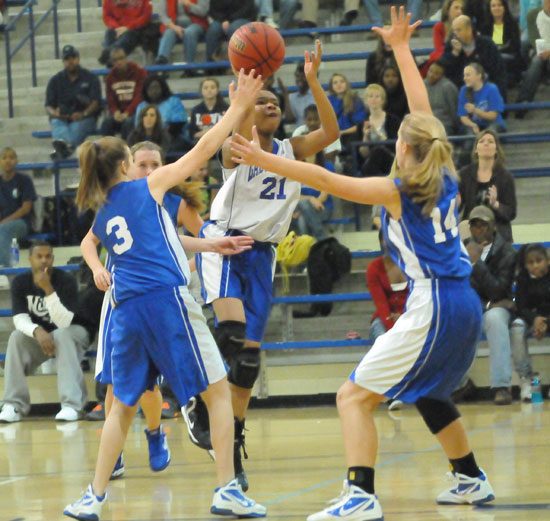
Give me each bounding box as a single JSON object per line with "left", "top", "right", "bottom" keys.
{"left": 458, "top": 163, "right": 517, "bottom": 243}
{"left": 468, "top": 233, "right": 516, "bottom": 307}
{"left": 209, "top": 0, "right": 257, "bottom": 23}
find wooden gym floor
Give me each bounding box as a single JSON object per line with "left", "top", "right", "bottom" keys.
{"left": 0, "top": 402, "right": 549, "bottom": 521}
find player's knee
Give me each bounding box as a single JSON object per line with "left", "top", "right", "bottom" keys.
{"left": 228, "top": 348, "right": 261, "bottom": 389}
{"left": 214, "top": 321, "right": 246, "bottom": 362}
{"left": 415, "top": 397, "right": 461, "bottom": 435}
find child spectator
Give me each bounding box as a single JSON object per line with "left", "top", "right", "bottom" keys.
{"left": 99, "top": 0, "right": 153, "bottom": 66}
{"left": 510, "top": 243, "right": 549, "bottom": 401}
{"left": 155, "top": 0, "right": 209, "bottom": 68}
{"left": 424, "top": 61, "right": 460, "bottom": 136}
{"left": 0, "top": 148, "right": 36, "bottom": 268}
{"left": 188, "top": 77, "right": 229, "bottom": 144}
{"left": 328, "top": 72, "right": 367, "bottom": 141}
{"left": 134, "top": 75, "right": 190, "bottom": 152}
{"left": 101, "top": 48, "right": 146, "bottom": 140}
{"left": 458, "top": 129, "right": 516, "bottom": 243}
{"left": 357, "top": 83, "right": 399, "bottom": 178}
{"left": 127, "top": 104, "right": 172, "bottom": 151}
{"left": 479, "top": 0, "right": 524, "bottom": 86}
{"left": 380, "top": 64, "right": 408, "bottom": 123}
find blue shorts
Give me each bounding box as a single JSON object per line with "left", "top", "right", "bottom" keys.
{"left": 351, "top": 278, "right": 482, "bottom": 402}
{"left": 196, "top": 222, "right": 277, "bottom": 342}
{"left": 109, "top": 286, "right": 226, "bottom": 407}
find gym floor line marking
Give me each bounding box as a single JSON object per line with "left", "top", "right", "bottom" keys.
{"left": 264, "top": 409, "right": 534, "bottom": 506}
{"left": 0, "top": 477, "right": 26, "bottom": 486}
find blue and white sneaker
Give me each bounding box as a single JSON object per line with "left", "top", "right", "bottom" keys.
{"left": 110, "top": 452, "right": 124, "bottom": 480}
{"left": 307, "top": 482, "right": 383, "bottom": 521}
{"left": 211, "top": 478, "right": 267, "bottom": 517}
{"left": 145, "top": 425, "right": 171, "bottom": 472}
{"left": 63, "top": 483, "right": 106, "bottom": 521}
{"left": 436, "top": 469, "right": 495, "bottom": 505}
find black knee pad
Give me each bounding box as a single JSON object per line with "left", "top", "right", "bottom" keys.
{"left": 415, "top": 397, "right": 461, "bottom": 435}
{"left": 228, "top": 348, "right": 261, "bottom": 389}
{"left": 214, "top": 321, "right": 246, "bottom": 362}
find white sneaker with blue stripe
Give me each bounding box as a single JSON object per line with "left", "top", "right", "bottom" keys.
{"left": 436, "top": 469, "right": 495, "bottom": 505}
{"left": 211, "top": 478, "right": 267, "bottom": 517}
{"left": 63, "top": 483, "right": 106, "bottom": 521}
{"left": 307, "top": 482, "right": 383, "bottom": 521}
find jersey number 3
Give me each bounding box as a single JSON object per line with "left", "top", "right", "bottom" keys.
{"left": 106, "top": 216, "right": 134, "bottom": 254}
{"left": 260, "top": 177, "right": 286, "bottom": 200}
{"left": 430, "top": 198, "right": 458, "bottom": 244}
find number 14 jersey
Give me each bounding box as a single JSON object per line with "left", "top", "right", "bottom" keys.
{"left": 210, "top": 138, "right": 301, "bottom": 244}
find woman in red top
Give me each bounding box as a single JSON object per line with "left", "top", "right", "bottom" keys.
{"left": 366, "top": 231, "right": 408, "bottom": 344}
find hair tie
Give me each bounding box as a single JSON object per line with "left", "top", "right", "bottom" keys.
{"left": 431, "top": 137, "right": 440, "bottom": 143}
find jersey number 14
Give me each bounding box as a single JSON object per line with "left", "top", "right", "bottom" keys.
{"left": 430, "top": 198, "right": 458, "bottom": 244}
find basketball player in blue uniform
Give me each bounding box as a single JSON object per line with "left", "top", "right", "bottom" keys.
{"left": 91, "top": 141, "right": 207, "bottom": 479}
{"left": 63, "top": 70, "right": 268, "bottom": 521}
{"left": 230, "top": 9, "right": 495, "bottom": 520}
{"left": 189, "top": 40, "right": 340, "bottom": 490}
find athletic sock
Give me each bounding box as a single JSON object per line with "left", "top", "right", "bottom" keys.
{"left": 347, "top": 466, "right": 375, "bottom": 494}
{"left": 449, "top": 452, "right": 480, "bottom": 478}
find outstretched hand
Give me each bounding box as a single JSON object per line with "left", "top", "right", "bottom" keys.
{"left": 304, "top": 39, "right": 322, "bottom": 82}
{"left": 229, "top": 69, "right": 264, "bottom": 110}
{"left": 213, "top": 235, "right": 255, "bottom": 256}
{"left": 372, "top": 6, "right": 421, "bottom": 49}
{"left": 230, "top": 125, "right": 265, "bottom": 166}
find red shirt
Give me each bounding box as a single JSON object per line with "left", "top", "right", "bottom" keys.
{"left": 366, "top": 257, "right": 408, "bottom": 330}
{"left": 103, "top": 0, "right": 152, "bottom": 30}
{"left": 106, "top": 61, "right": 147, "bottom": 115}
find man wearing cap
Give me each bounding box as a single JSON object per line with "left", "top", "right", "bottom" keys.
{"left": 45, "top": 45, "right": 101, "bottom": 159}
{"left": 466, "top": 205, "right": 517, "bottom": 405}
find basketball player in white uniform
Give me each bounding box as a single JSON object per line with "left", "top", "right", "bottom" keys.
{"left": 191, "top": 40, "right": 340, "bottom": 491}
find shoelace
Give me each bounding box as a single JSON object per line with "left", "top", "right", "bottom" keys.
{"left": 327, "top": 480, "right": 350, "bottom": 505}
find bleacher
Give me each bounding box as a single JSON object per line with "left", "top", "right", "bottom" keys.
{"left": 1, "top": 0, "right": 550, "bottom": 403}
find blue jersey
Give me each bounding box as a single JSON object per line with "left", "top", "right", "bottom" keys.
{"left": 92, "top": 178, "right": 189, "bottom": 304}
{"left": 382, "top": 173, "right": 471, "bottom": 281}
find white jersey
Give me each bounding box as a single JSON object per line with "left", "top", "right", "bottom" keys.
{"left": 210, "top": 138, "right": 300, "bottom": 244}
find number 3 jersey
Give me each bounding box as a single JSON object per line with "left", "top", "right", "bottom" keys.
{"left": 92, "top": 178, "right": 190, "bottom": 304}
{"left": 382, "top": 173, "right": 472, "bottom": 281}
{"left": 210, "top": 138, "right": 301, "bottom": 244}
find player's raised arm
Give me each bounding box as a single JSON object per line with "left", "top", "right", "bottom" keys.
{"left": 290, "top": 40, "right": 340, "bottom": 160}
{"left": 373, "top": 7, "right": 430, "bottom": 115}
{"left": 147, "top": 70, "right": 263, "bottom": 202}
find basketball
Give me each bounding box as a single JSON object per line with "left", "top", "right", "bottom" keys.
{"left": 228, "top": 22, "right": 285, "bottom": 78}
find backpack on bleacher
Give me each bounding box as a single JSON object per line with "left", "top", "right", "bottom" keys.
{"left": 300, "top": 237, "right": 351, "bottom": 317}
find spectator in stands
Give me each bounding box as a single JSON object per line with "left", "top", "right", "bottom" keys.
{"left": 98, "top": 0, "right": 152, "bottom": 66}
{"left": 328, "top": 73, "right": 367, "bottom": 142}
{"left": 466, "top": 205, "right": 517, "bottom": 405}
{"left": 292, "top": 104, "right": 342, "bottom": 163}
{"left": 205, "top": 0, "right": 256, "bottom": 65}
{"left": 458, "top": 129, "right": 516, "bottom": 242}
{"left": 292, "top": 151, "right": 334, "bottom": 240}
{"left": 515, "top": 0, "right": 550, "bottom": 118}
{"left": 442, "top": 14, "right": 508, "bottom": 100}
{"left": 101, "top": 48, "right": 146, "bottom": 140}
{"left": 45, "top": 45, "right": 101, "bottom": 159}
{"left": 188, "top": 77, "right": 229, "bottom": 144}
{"left": 519, "top": 0, "right": 541, "bottom": 58}
{"left": 357, "top": 83, "right": 399, "bottom": 177}
{"left": 297, "top": 0, "right": 319, "bottom": 28}
{"left": 463, "top": 0, "right": 491, "bottom": 27}
{"left": 0, "top": 148, "right": 36, "bottom": 268}
{"left": 366, "top": 230, "right": 408, "bottom": 345}
{"left": 134, "top": 75, "right": 190, "bottom": 152}
{"left": 279, "top": 61, "right": 315, "bottom": 126}
{"left": 0, "top": 242, "right": 90, "bottom": 423}
{"left": 457, "top": 62, "right": 506, "bottom": 155}
{"left": 188, "top": 162, "right": 218, "bottom": 219}
{"left": 510, "top": 243, "right": 549, "bottom": 401}
{"left": 425, "top": 61, "right": 460, "bottom": 136}
{"left": 155, "top": 0, "right": 209, "bottom": 68}
{"left": 340, "top": 0, "right": 383, "bottom": 27}
{"left": 420, "top": 0, "right": 464, "bottom": 77}
{"left": 479, "top": 0, "right": 523, "bottom": 86}
{"left": 127, "top": 104, "right": 172, "bottom": 150}
{"left": 366, "top": 34, "right": 397, "bottom": 85}
{"left": 380, "top": 64, "right": 408, "bottom": 123}
{"left": 255, "top": 0, "right": 299, "bottom": 29}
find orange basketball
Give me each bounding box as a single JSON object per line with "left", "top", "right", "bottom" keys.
{"left": 228, "top": 22, "right": 285, "bottom": 78}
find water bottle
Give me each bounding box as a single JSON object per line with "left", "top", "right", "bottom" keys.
{"left": 531, "top": 377, "right": 543, "bottom": 406}
{"left": 10, "top": 238, "right": 19, "bottom": 267}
